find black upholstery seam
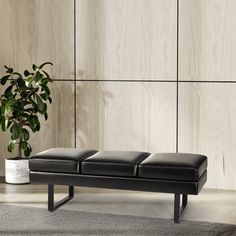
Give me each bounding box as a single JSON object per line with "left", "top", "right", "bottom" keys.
{"left": 82, "top": 162, "right": 137, "bottom": 166}
{"left": 139, "top": 165, "right": 198, "bottom": 170}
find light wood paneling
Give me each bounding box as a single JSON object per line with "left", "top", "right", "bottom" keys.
{"left": 0, "top": 132, "right": 16, "bottom": 176}
{"left": 29, "top": 82, "right": 75, "bottom": 153}
{"left": 76, "top": 82, "right": 176, "bottom": 152}
{"left": 76, "top": 0, "right": 177, "bottom": 80}
{"left": 0, "top": 85, "right": 15, "bottom": 175}
{"left": 0, "top": 82, "right": 75, "bottom": 176}
{"left": 0, "top": 0, "right": 74, "bottom": 79}
{"left": 179, "top": 83, "right": 236, "bottom": 190}
{"left": 179, "top": 0, "right": 236, "bottom": 81}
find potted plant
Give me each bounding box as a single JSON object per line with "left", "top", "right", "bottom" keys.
{"left": 0, "top": 62, "right": 53, "bottom": 184}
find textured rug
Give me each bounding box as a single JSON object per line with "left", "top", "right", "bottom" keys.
{"left": 0, "top": 205, "right": 236, "bottom": 236}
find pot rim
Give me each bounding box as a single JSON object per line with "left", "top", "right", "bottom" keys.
{"left": 5, "top": 157, "right": 29, "bottom": 161}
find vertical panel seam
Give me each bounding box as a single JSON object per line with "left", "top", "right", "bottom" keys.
{"left": 176, "top": 0, "right": 179, "bottom": 153}
{"left": 74, "top": 0, "right": 77, "bottom": 148}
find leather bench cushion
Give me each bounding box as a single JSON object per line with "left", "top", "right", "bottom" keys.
{"left": 138, "top": 153, "right": 207, "bottom": 181}
{"left": 81, "top": 151, "right": 150, "bottom": 177}
{"left": 29, "top": 148, "right": 98, "bottom": 173}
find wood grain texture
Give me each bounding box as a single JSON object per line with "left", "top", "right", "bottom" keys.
{"left": 0, "top": 85, "right": 15, "bottom": 175}
{"left": 179, "top": 0, "right": 236, "bottom": 81}
{"left": 0, "top": 133, "right": 16, "bottom": 176}
{"left": 0, "top": 82, "right": 75, "bottom": 176}
{"left": 179, "top": 83, "right": 236, "bottom": 190}
{"left": 76, "top": 0, "right": 177, "bottom": 80}
{"left": 76, "top": 82, "right": 176, "bottom": 152}
{"left": 0, "top": 0, "right": 74, "bottom": 79}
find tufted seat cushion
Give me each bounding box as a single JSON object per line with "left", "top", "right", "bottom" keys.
{"left": 29, "top": 148, "right": 98, "bottom": 174}
{"left": 138, "top": 153, "right": 207, "bottom": 181}
{"left": 81, "top": 151, "right": 150, "bottom": 177}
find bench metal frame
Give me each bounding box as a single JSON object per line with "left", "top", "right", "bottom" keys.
{"left": 48, "top": 184, "right": 74, "bottom": 212}
{"left": 30, "top": 170, "right": 207, "bottom": 223}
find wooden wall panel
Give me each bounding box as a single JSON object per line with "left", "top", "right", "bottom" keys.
{"left": 0, "top": 0, "right": 74, "bottom": 79}
{"left": 76, "top": 0, "right": 177, "bottom": 80}
{"left": 179, "top": 0, "right": 236, "bottom": 81}
{"left": 0, "top": 82, "right": 75, "bottom": 176}
{"left": 76, "top": 82, "right": 176, "bottom": 152}
{"left": 29, "top": 82, "right": 75, "bottom": 153}
{"left": 0, "top": 84, "right": 16, "bottom": 175}
{"left": 179, "top": 83, "right": 236, "bottom": 190}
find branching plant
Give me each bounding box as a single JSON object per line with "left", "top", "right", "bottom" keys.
{"left": 0, "top": 62, "right": 53, "bottom": 157}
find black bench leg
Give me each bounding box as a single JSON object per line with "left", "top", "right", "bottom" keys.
{"left": 174, "top": 194, "right": 188, "bottom": 223}
{"left": 48, "top": 184, "right": 74, "bottom": 212}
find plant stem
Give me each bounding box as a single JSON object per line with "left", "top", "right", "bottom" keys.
{"left": 18, "top": 137, "right": 22, "bottom": 158}
{"left": 23, "top": 88, "right": 38, "bottom": 101}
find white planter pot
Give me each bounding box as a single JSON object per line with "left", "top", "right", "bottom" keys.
{"left": 5, "top": 158, "right": 30, "bottom": 184}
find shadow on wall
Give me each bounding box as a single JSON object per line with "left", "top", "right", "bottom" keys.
{"left": 76, "top": 80, "right": 113, "bottom": 150}
{"left": 76, "top": 1, "right": 114, "bottom": 150}
{"left": 29, "top": 81, "right": 75, "bottom": 155}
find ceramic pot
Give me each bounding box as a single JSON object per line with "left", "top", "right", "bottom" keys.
{"left": 5, "top": 157, "right": 30, "bottom": 184}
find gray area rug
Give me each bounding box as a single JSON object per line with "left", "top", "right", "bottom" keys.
{"left": 0, "top": 205, "right": 235, "bottom": 236}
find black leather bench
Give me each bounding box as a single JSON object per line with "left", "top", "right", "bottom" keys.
{"left": 29, "top": 148, "right": 207, "bottom": 223}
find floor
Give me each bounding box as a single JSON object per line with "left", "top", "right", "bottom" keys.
{"left": 0, "top": 182, "right": 236, "bottom": 225}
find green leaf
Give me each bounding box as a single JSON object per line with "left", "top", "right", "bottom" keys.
{"left": 22, "top": 141, "right": 32, "bottom": 157}
{"left": 4, "top": 85, "right": 13, "bottom": 98}
{"left": 8, "top": 140, "right": 16, "bottom": 152}
{"left": 4, "top": 65, "right": 13, "bottom": 74}
{"left": 35, "top": 71, "right": 40, "bottom": 82}
{"left": 1, "top": 116, "right": 9, "bottom": 131}
{"left": 35, "top": 120, "right": 41, "bottom": 131}
{"left": 0, "top": 75, "right": 10, "bottom": 85}
{"left": 10, "top": 123, "right": 21, "bottom": 139}
{"left": 38, "top": 103, "right": 47, "bottom": 115}
{"left": 25, "top": 76, "right": 33, "bottom": 86}
{"left": 25, "top": 108, "right": 34, "bottom": 113}
{"left": 25, "top": 124, "right": 35, "bottom": 133}
{"left": 16, "top": 77, "right": 25, "bottom": 87}
{"left": 35, "top": 71, "right": 44, "bottom": 83}
{"left": 48, "top": 97, "right": 52, "bottom": 104}
{"left": 32, "top": 64, "right": 37, "bottom": 71}
{"left": 44, "top": 112, "right": 48, "bottom": 120}
{"left": 40, "top": 93, "right": 47, "bottom": 101}
{"left": 20, "top": 113, "right": 30, "bottom": 120}
{"left": 24, "top": 146, "right": 32, "bottom": 156}
{"left": 20, "top": 89, "right": 28, "bottom": 98}
{"left": 4, "top": 99, "right": 16, "bottom": 115}
{"left": 41, "top": 84, "right": 50, "bottom": 96}
{"left": 39, "top": 62, "right": 53, "bottom": 69}
{"left": 6, "top": 98, "right": 16, "bottom": 106}
{"left": 29, "top": 99, "right": 38, "bottom": 113}
{"left": 35, "top": 94, "right": 44, "bottom": 111}
{"left": 27, "top": 87, "right": 39, "bottom": 99}
{"left": 22, "top": 128, "right": 30, "bottom": 141}
{"left": 0, "top": 105, "right": 5, "bottom": 116}
{"left": 42, "top": 70, "right": 53, "bottom": 82}
{"left": 24, "top": 70, "right": 31, "bottom": 77}
{"left": 28, "top": 115, "right": 39, "bottom": 132}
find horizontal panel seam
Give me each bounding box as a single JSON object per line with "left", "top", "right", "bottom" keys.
{"left": 51, "top": 79, "right": 236, "bottom": 84}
